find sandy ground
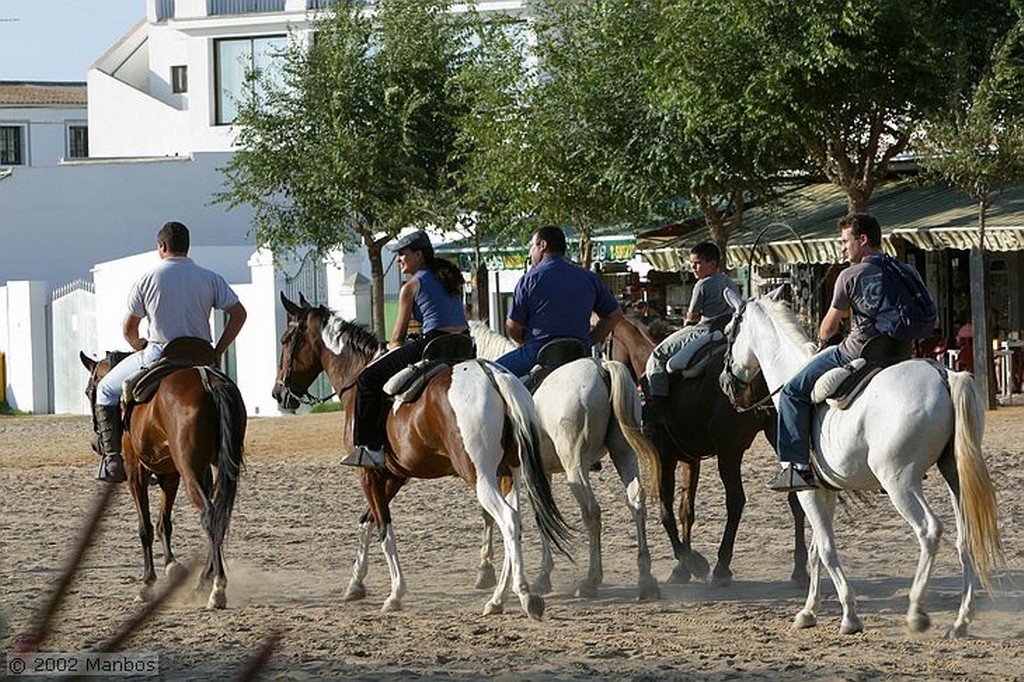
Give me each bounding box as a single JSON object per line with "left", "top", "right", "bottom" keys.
{"left": 2, "top": 405, "right": 1024, "bottom": 681}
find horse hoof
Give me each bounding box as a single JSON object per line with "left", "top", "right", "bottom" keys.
{"left": 946, "top": 622, "right": 969, "bottom": 639}
{"left": 793, "top": 611, "right": 817, "bottom": 629}
{"left": 475, "top": 565, "right": 497, "bottom": 590}
{"left": 525, "top": 594, "right": 545, "bottom": 621}
{"left": 907, "top": 611, "right": 931, "bottom": 633}
{"left": 206, "top": 590, "right": 227, "bottom": 610}
{"left": 683, "top": 553, "right": 710, "bottom": 581}
{"left": 165, "top": 562, "right": 188, "bottom": 581}
{"left": 711, "top": 568, "right": 733, "bottom": 587}
{"left": 530, "top": 576, "right": 553, "bottom": 595}
{"left": 381, "top": 597, "right": 402, "bottom": 613}
{"left": 791, "top": 570, "right": 811, "bottom": 588}
{"left": 573, "top": 579, "right": 598, "bottom": 599}
{"left": 483, "top": 600, "right": 504, "bottom": 616}
{"left": 636, "top": 579, "right": 661, "bottom": 602}
{"left": 665, "top": 565, "right": 692, "bottom": 585}
{"left": 839, "top": 616, "right": 864, "bottom": 635}
{"left": 343, "top": 581, "right": 366, "bottom": 602}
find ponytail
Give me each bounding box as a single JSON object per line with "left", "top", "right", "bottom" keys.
{"left": 426, "top": 257, "right": 464, "bottom": 296}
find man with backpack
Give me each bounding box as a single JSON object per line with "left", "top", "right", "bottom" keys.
{"left": 769, "top": 213, "right": 936, "bottom": 492}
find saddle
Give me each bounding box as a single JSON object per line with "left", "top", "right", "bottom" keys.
{"left": 123, "top": 337, "right": 220, "bottom": 404}
{"left": 666, "top": 327, "right": 724, "bottom": 379}
{"left": 522, "top": 337, "right": 589, "bottom": 393}
{"left": 811, "top": 335, "right": 913, "bottom": 410}
{"left": 383, "top": 333, "right": 476, "bottom": 404}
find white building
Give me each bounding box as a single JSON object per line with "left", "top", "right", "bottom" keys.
{"left": 0, "top": 81, "right": 88, "bottom": 166}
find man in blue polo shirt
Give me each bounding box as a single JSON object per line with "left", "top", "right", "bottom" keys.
{"left": 495, "top": 225, "right": 623, "bottom": 376}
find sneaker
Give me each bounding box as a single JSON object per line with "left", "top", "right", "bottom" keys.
{"left": 341, "top": 446, "right": 386, "bottom": 469}
{"left": 767, "top": 464, "right": 817, "bottom": 492}
{"left": 97, "top": 454, "right": 128, "bottom": 483}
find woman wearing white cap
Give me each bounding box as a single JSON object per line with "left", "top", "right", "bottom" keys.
{"left": 341, "top": 230, "right": 469, "bottom": 468}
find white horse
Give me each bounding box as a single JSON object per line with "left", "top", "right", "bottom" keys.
{"left": 720, "top": 287, "right": 1004, "bottom": 637}
{"left": 471, "top": 320, "right": 662, "bottom": 600}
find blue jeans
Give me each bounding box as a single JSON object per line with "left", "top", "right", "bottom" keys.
{"left": 777, "top": 346, "right": 851, "bottom": 467}
{"left": 495, "top": 344, "right": 541, "bottom": 378}
{"left": 96, "top": 342, "right": 165, "bottom": 406}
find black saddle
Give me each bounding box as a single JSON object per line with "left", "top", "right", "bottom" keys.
{"left": 829, "top": 335, "right": 914, "bottom": 410}
{"left": 124, "top": 337, "right": 219, "bottom": 404}
{"left": 383, "top": 333, "right": 476, "bottom": 403}
{"left": 523, "top": 338, "right": 589, "bottom": 393}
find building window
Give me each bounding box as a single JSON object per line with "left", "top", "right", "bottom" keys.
{"left": 171, "top": 65, "right": 188, "bottom": 94}
{"left": 0, "top": 125, "right": 25, "bottom": 165}
{"left": 214, "top": 35, "right": 286, "bottom": 125}
{"left": 67, "top": 125, "right": 89, "bottom": 159}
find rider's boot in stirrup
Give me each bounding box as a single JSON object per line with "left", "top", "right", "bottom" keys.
{"left": 94, "top": 403, "right": 127, "bottom": 483}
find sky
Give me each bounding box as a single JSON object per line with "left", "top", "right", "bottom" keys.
{"left": 0, "top": 0, "right": 148, "bottom": 82}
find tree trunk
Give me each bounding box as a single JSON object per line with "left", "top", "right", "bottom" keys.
{"left": 971, "top": 199, "right": 997, "bottom": 409}
{"left": 365, "top": 235, "right": 387, "bottom": 339}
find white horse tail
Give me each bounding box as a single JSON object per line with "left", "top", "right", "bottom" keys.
{"left": 488, "top": 367, "right": 574, "bottom": 558}
{"left": 949, "top": 370, "right": 1005, "bottom": 594}
{"left": 603, "top": 359, "right": 662, "bottom": 506}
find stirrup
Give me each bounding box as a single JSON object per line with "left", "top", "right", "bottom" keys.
{"left": 767, "top": 464, "right": 817, "bottom": 492}
{"left": 96, "top": 454, "right": 127, "bottom": 483}
{"left": 340, "top": 446, "right": 386, "bottom": 469}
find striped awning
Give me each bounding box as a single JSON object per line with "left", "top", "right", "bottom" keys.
{"left": 637, "top": 181, "right": 1024, "bottom": 268}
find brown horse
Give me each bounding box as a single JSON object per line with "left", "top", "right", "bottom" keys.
{"left": 271, "top": 293, "right": 571, "bottom": 619}
{"left": 79, "top": 351, "right": 246, "bottom": 608}
{"left": 607, "top": 315, "right": 808, "bottom": 586}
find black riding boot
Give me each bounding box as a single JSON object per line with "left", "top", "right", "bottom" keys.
{"left": 642, "top": 395, "right": 667, "bottom": 438}
{"left": 94, "top": 403, "right": 127, "bottom": 483}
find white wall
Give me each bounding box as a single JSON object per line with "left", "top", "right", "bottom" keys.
{"left": 0, "top": 105, "right": 87, "bottom": 166}
{"left": 0, "top": 152, "right": 255, "bottom": 288}
{"left": 0, "top": 281, "right": 49, "bottom": 412}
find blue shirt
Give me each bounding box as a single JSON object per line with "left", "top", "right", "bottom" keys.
{"left": 508, "top": 255, "right": 619, "bottom": 349}
{"left": 413, "top": 268, "right": 467, "bottom": 333}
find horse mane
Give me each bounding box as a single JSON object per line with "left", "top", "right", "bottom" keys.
{"left": 469, "top": 319, "right": 516, "bottom": 360}
{"left": 311, "top": 305, "right": 382, "bottom": 359}
{"left": 759, "top": 298, "right": 816, "bottom": 356}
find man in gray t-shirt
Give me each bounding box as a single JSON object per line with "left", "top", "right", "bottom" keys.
{"left": 91, "top": 221, "right": 247, "bottom": 482}
{"left": 643, "top": 242, "right": 738, "bottom": 436}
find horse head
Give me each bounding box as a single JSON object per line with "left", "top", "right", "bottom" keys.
{"left": 719, "top": 288, "right": 763, "bottom": 409}
{"left": 273, "top": 292, "right": 381, "bottom": 411}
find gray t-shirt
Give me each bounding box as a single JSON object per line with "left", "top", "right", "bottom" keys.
{"left": 127, "top": 257, "right": 239, "bottom": 344}
{"left": 832, "top": 260, "right": 883, "bottom": 358}
{"left": 688, "top": 272, "right": 739, "bottom": 323}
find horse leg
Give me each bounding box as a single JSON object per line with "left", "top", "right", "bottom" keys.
{"left": 531, "top": 527, "right": 555, "bottom": 596}
{"left": 479, "top": 470, "right": 541, "bottom": 619}
{"left": 476, "top": 507, "right": 498, "bottom": 589}
{"left": 794, "top": 533, "right": 822, "bottom": 629}
{"left": 156, "top": 473, "right": 187, "bottom": 581}
{"left": 565, "top": 465, "right": 602, "bottom": 598}
{"left": 788, "top": 491, "right": 810, "bottom": 586}
{"left": 360, "top": 472, "right": 407, "bottom": 613}
{"left": 797, "top": 491, "right": 862, "bottom": 634}
{"left": 128, "top": 469, "right": 157, "bottom": 603}
{"left": 710, "top": 450, "right": 746, "bottom": 587}
{"left": 343, "top": 510, "right": 374, "bottom": 602}
{"left": 606, "top": 427, "right": 659, "bottom": 601}
{"left": 886, "top": 478, "right": 943, "bottom": 634}
{"left": 664, "top": 457, "right": 710, "bottom": 582}
{"left": 937, "top": 448, "right": 976, "bottom": 638}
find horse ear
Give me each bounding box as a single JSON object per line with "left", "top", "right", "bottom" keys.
{"left": 766, "top": 285, "right": 787, "bottom": 302}
{"left": 298, "top": 292, "right": 311, "bottom": 308}
{"left": 723, "top": 287, "right": 743, "bottom": 311}
{"left": 280, "top": 291, "right": 303, "bottom": 318}
{"left": 79, "top": 351, "right": 97, "bottom": 372}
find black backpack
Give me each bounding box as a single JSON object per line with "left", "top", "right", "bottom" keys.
{"left": 866, "top": 254, "right": 938, "bottom": 341}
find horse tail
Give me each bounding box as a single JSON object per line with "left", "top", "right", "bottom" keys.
{"left": 206, "top": 376, "right": 247, "bottom": 548}
{"left": 603, "top": 359, "right": 661, "bottom": 506}
{"left": 949, "top": 370, "right": 1004, "bottom": 594}
{"left": 488, "top": 368, "right": 573, "bottom": 558}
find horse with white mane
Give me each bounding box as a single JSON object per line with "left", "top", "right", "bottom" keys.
{"left": 720, "top": 287, "right": 1004, "bottom": 637}
{"left": 470, "top": 320, "right": 662, "bottom": 600}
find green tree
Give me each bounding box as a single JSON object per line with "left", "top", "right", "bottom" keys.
{"left": 920, "top": 16, "right": 1024, "bottom": 407}
{"left": 747, "top": 0, "right": 1016, "bottom": 212}
{"left": 218, "top": 0, "right": 474, "bottom": 335}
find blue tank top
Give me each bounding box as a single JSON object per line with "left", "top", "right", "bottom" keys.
{"left": 413, "top": 269, "right": 467, "bottom": 333}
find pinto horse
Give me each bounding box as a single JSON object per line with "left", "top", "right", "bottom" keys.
{"left": 720, "top": 287, "right": 1004, "bottom": 636}
{"left": 272, "top": 294, "right": 571, "bottom": 619}
{"left": 79, "top": 351, "right": 246, "bottom": 609}
{"left": 470, "top": 321, "right": 661, "bottom": 600}
{"left": 607, "top": 315, "right": 808, "bottom": 586}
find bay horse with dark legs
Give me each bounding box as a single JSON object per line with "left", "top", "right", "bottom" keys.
{"left": 272, "top": 294, "right": 571, "bottom": 619}
{"left": 80, "top": 351, "right": 246, "bottom": 609}
{"left": 607, "top": 315, "right": 808, "bottom": 586}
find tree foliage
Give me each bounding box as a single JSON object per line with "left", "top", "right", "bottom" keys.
{"left": 217, "top": 0, "right": 473, "bottom": 335}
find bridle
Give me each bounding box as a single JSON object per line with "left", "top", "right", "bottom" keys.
{"left": 274, "top": 317, "right": 339, "bottom": 406}
{"left": 720, "top": 300, "right": 781, "bottom": 414}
